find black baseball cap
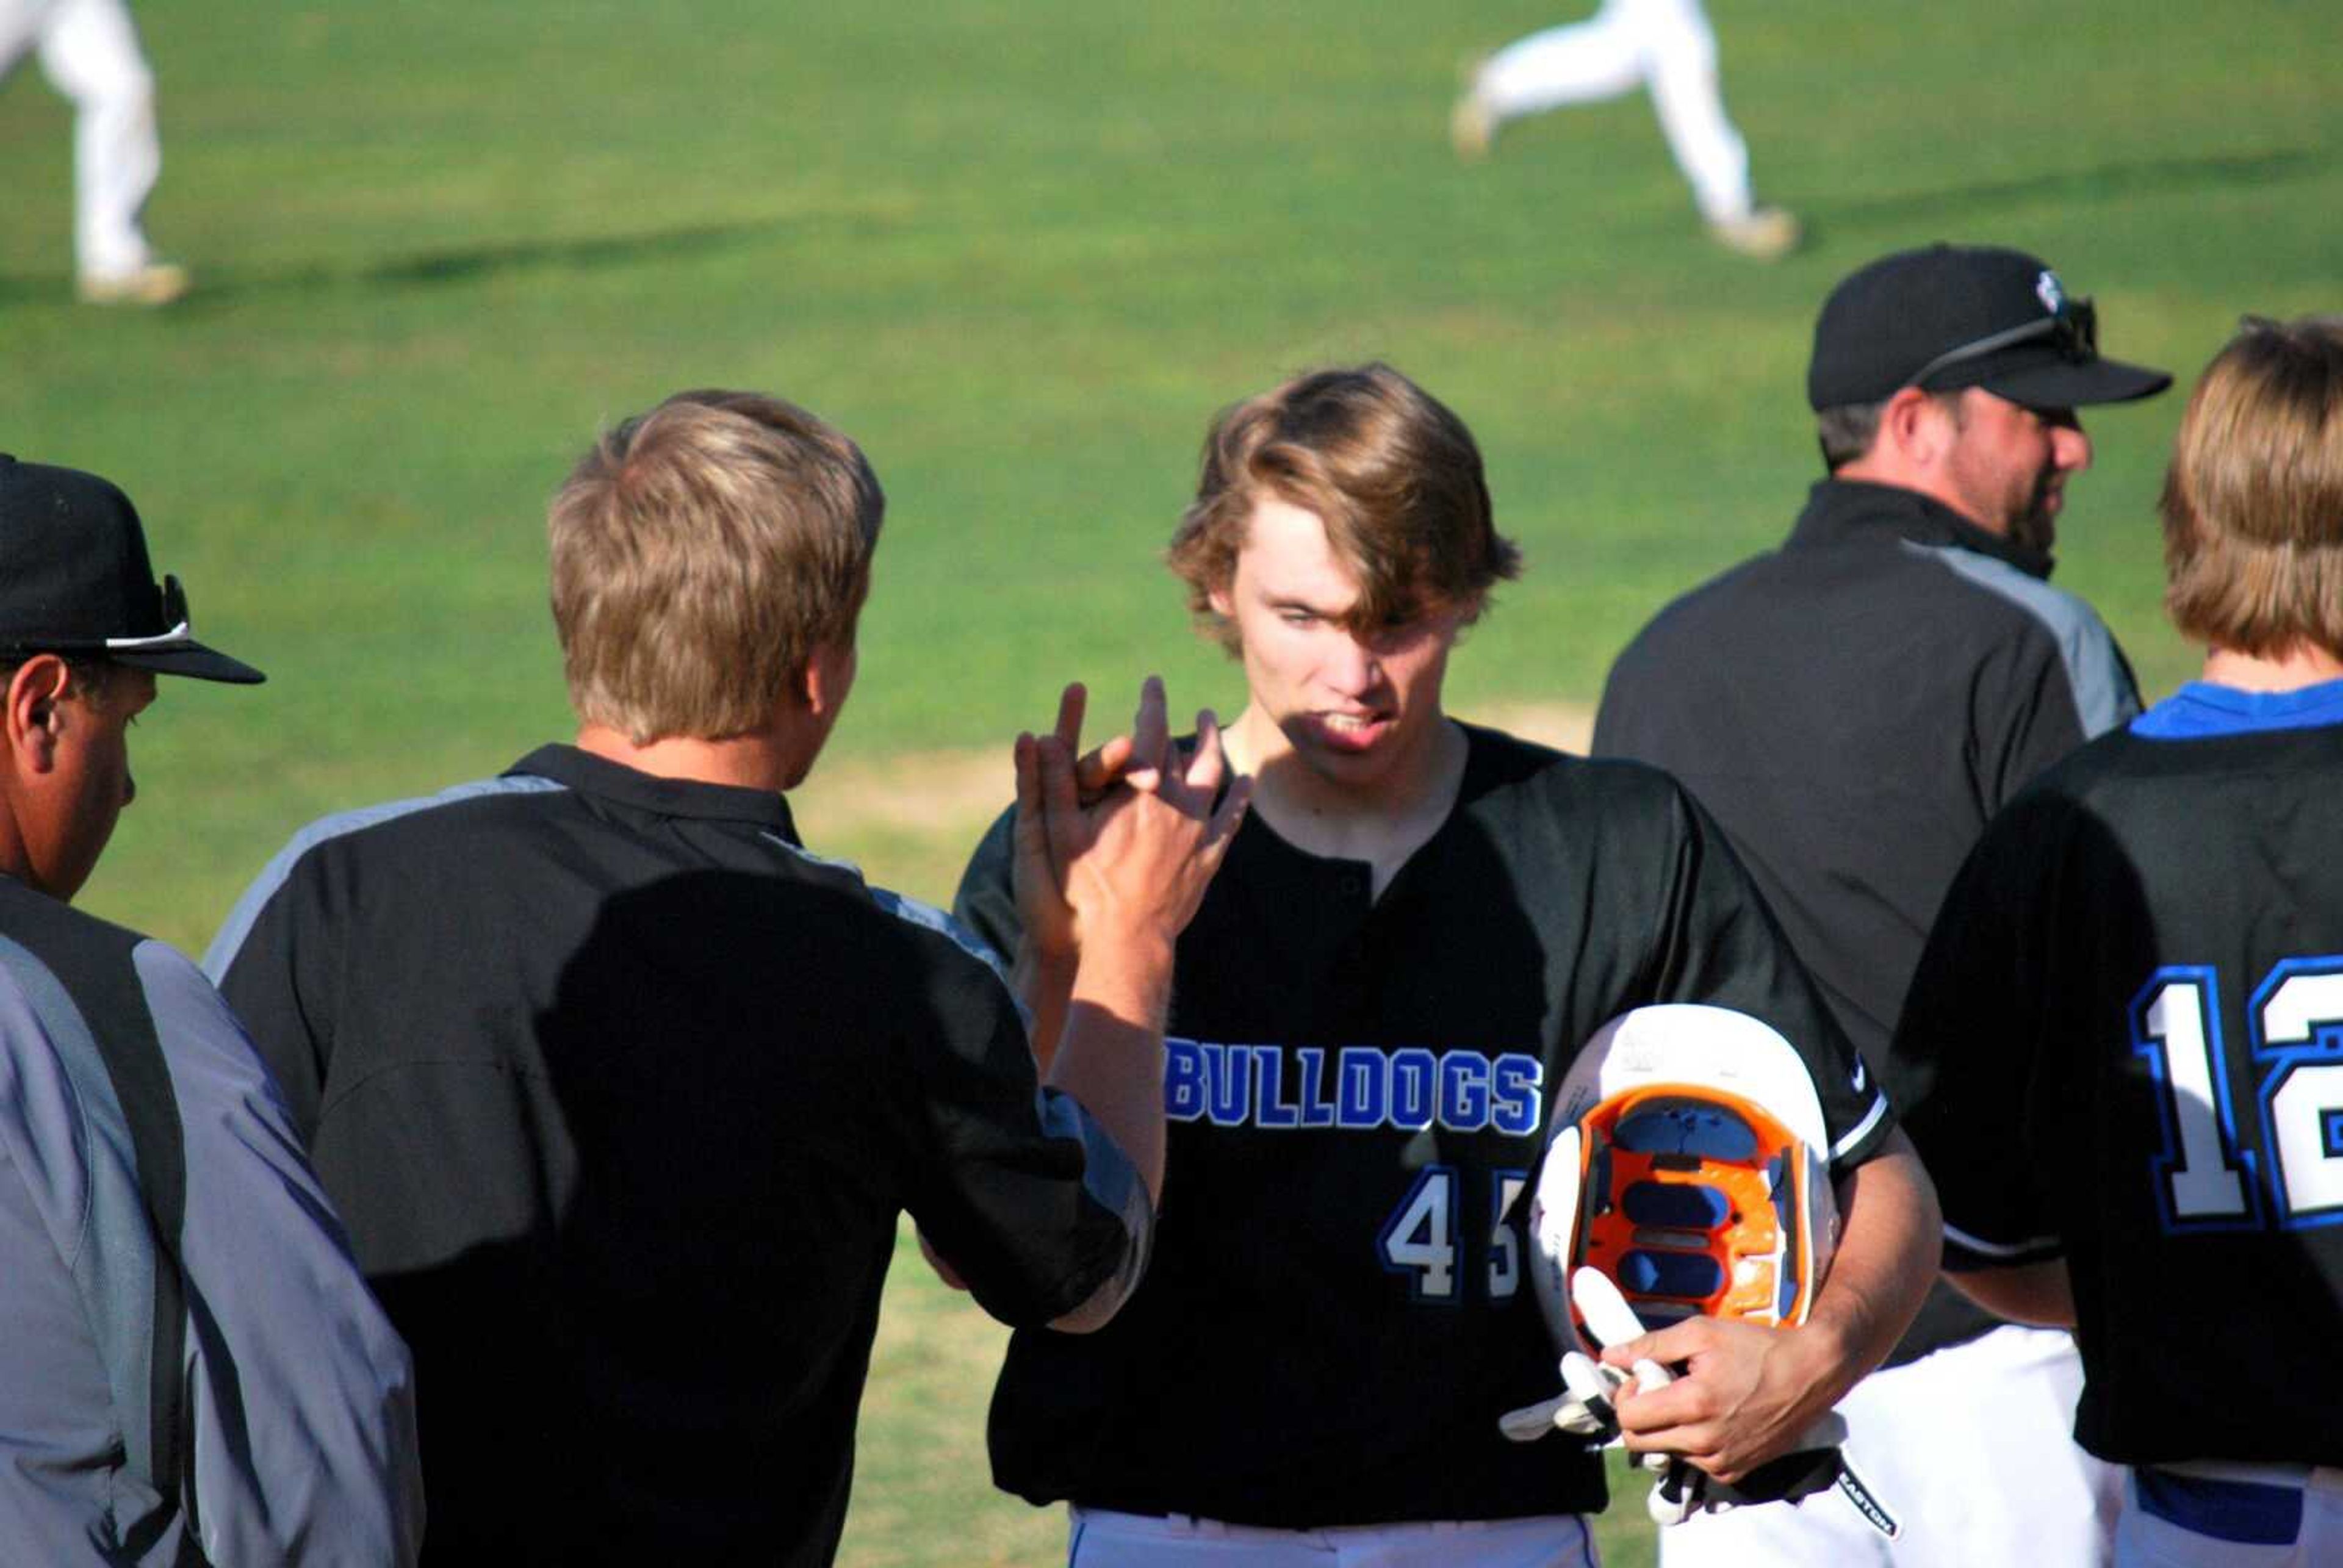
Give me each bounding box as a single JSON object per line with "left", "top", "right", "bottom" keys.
{"left": 1807, "top": 243, "right": 2171, "bottom": 412}
{"left": 0, "top": 456, "right": 264, "bottom": 684}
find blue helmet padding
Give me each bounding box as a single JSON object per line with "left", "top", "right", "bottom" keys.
{"left": 1622, "top": 1180, "right": 1730, "bottom": 1231}
{"left": 1613, "top": 1099, "right": 1760, "bottom": 1162}
{"left": 1772, "top": 1154, "right": 1804, "bottom": 1321}
{"left": 1619, "top": 1248, "right": 1726, "bottom": 1300}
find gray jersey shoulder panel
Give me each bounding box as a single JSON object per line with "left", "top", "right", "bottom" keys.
{"left": 0, "top": 980, "right": 147, "bottom": 1566}
{"left": 131, "top": 938, "right": 425, "bottom": 1564}
{"left": 0, "top": 936, "right": 159, "bottom": 1486}
{"left": 204, "top": 774, "right": 568, "bottom": 982}
{"left": 1903, "top": 541, "right": 2142, "bottom": 738}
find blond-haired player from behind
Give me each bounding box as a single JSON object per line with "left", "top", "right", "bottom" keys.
{"left": 211, "top": 389, "right": 1245, "bottom": 1564}
{"left": 1895, "top": 317, "right": 2343, "bottom": 1568}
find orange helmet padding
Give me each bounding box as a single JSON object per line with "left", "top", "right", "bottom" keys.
{"left": 1570, "top": 1082, "right": 1819, "bottom": 1334}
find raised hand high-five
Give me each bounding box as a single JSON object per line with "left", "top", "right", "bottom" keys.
{"left": 1010, "top": 677, "right": 1248, "bottom": 1070}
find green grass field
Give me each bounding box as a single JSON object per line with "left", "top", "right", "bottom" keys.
{"left": 3, "top": 2, "right": 2335, "bottom": 1561}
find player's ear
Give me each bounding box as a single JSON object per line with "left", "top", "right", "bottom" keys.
{"left": 4, "top": 655, "right": 71, "bottom": 774}
{"left": 1877, "top": 387, "right": 1952, "bottom": 468}
{"left": 1206, "top": 578, "right": 1235, "bottom": 622}
{"left": 799, "top": 638, "right": 857, "bottom": 722}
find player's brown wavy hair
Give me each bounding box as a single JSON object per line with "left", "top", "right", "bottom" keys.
{"left": 549, "top": 390, "right": 884, "bottom": 743}
{"left": 2160, "top": 317, "right": 2343, "bottom": 660}
{"left": 1167, "top": 363, "right": 1521, "bottom": 653}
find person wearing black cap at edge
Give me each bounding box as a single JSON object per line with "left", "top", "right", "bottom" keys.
{"left": 1592, "top": 245, "right": 2172, "bottom": 1566}
{"left": 0, "top": 456, "right": 422, "bottom": 1564}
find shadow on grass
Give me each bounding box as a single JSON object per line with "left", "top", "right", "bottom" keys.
{"left": 0, "top": 210, "right": 891, "bottom": 311}
{"left": 1804, "top": 145, "right": 2329, "bottom": 234}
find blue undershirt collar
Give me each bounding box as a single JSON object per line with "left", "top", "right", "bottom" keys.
{"left": 2130, "top": 677, "right": 2343, "bottom": 740}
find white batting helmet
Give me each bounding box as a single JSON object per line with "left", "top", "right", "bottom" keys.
{"left": 1529, "top": 1004, "right": 1840, "bottom": 1358}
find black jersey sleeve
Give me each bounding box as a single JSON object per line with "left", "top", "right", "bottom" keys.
{"left": 206, "top": 850, "right": 339, "bottom": 1148}
{"left": 891, "top": 907, "right": 1150, "bottom": 1328}
{"left": 1890, "top": 796, "right": 2067, "bottom": 1270}
{"left": 951, "top": 803, "right": 1023, "bottom": 965}
{"left": 1637, "top": 774, "right": 1897, "bottom": 1172}
{"left": 1976, "top": 620, "right": 2139, "bottom": 811}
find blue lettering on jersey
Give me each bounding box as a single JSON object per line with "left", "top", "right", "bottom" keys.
{"left": 1389, "top": 1048, "right": 1436, "bottom": 1130}
{"left": 1338, "top": 1047, "right": 1387, "bottom": 1124}
{"left": 1294, "top": 1047, "right": 1336, "bottom": 1128}
{"left": 1491, "top": 1055, "right": 1541, "bottom": 1136}
{"left": 1165, "top": 1042, "right": 1209, "bottom": 1121}
{"left": 1438, "top": 1052, "right": 1490, "bottom": 1127}
{"left": 1205, "top": 1041, "right": 1250, "bottom": 1126}
{"left": 1164, "top": 1038, "right": 1544, "bottom": 1135}
{"left": 1254, "top": 1048, "right": 1300, "bottom": 1128}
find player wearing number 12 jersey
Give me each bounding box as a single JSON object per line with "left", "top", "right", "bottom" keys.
{"left": 955, "top": 365, "right": 1935, "bottom": 1564}
{"left": 1893, "top": 317, "right": 2343, "bottom": 1567}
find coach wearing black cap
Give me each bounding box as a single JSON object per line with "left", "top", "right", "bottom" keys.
{"left": 1593, "top": 246, "right": 2169, "bottom": 1566}
{"left": 0, "top": 456, "right": 422, "bottom": 1563}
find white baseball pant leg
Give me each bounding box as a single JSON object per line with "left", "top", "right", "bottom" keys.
{"left": 1655, "top": 1325, "right": 2122, "bottom": 1568}
{"left": 2116, "top": 1462, "right": 2343, "bottom": 1568}
{"left": 1068, "top": 1507, "right": 1599, "bottom": 1567}
{"left": 2, "top": 0, "right": 162, "bottom": 279}
{"left": 1476, "top": 0, "right": 1755, "bottom": 223}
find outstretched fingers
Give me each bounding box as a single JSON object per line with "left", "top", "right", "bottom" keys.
{"left": 1074, "top": 733, "right": 1135, "bottom": 802}
{"left": 1012, "top": 732, "right": 1046, "bottom": 863}
{"left": 1035, "top": 733, "right": 1082, "bottom": 869}
{"left": 1180, "top": 710, "right": 1227, "bottom": 798}
{"left": 1179, "top": 709, "right": 1251, "bottom": 841}
{"left": 1052, "top": 682, "right": 1087, "bottom": 757}
{"left": 1124, "top": 675, "right": 1170, "bottom": 791}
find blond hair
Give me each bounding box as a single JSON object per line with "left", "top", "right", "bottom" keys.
{"left": 1166, "top": 364, "right": 1521, "bottom": 651}
{"left": 2160, "top": 317, "right": 2343, "bottom": 660}
{"left": 549, "top": 390, "right": 884, "bottom": 743}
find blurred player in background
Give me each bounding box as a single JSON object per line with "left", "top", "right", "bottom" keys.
{"left": 954, "top": 362, "right": 1937, "bottom": 1564}
{"left": 1894, "top": 316, "right": 2343, "bottom": 1568}
{"left": 207, "top": 390, "right": 1244, "bottom": 1564}
{"left": 0, "top": 0, "right": 186, "bottom": 303}
{"left": 1596, "top": 243, "right": 2169, "bottom": 1564}
{"left": 1450, "top": 0, "right": 1798, "bottom": 259}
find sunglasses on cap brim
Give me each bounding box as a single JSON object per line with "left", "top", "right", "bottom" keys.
{"left": 104, "top": 574, "right": 195, "bottom": 652}
{"left": 0, "top": 574, "right": 196, "bottom": 658}
{"left": 1904, "top": 296, "right": 2098, "bottom": 391}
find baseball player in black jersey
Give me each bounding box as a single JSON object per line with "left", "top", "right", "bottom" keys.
{"left": 206, "top": 391, "right": 1245, "bottom": 1566}
{"left": 954, "top": 364, "right": 1937, "bottom": 1565}
{"left": 1893, "top": 317, "right": 2343, "bottom": 1567}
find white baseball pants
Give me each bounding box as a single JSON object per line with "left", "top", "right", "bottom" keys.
{"left": 1476, "top": 0, "right": 1755, "bottom": 223}
{"left": 1068, "top": 1507, "right": 1599, "bottom": 1566}
{"left": 1655, "top": 1325, "right": 2123, "bottom": 1567}
{"left": 1, "top": 0, "right": 162, "bottom": 280}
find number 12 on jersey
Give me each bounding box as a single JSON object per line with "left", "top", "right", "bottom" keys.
{"left": 1377, "top": 1167, "right": 1528, "bottom": 1302}
{"left": 2132, "top": 958, "right": 2343, "bottom": 1233}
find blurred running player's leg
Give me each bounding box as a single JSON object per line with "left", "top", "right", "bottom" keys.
{"left": 1453, "top": 2, "right": 1643, "bottom": 160}
{"left": 1452, "top": 0, "right": 1798, "bottom": 259}
{"left": 10, "top": 0, "right": 187, "bottom": 303}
